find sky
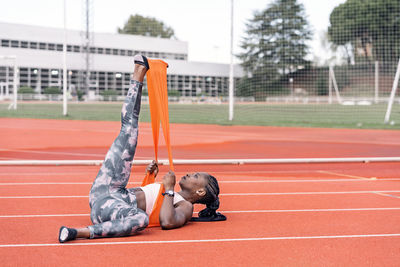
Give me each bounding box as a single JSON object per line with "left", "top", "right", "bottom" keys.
{"left": 0, "top": 0, "right": 346, "bottom": 64}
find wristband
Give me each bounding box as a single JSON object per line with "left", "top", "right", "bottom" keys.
{"left": 162, "top": 190, "right": 175, "bottom": 197}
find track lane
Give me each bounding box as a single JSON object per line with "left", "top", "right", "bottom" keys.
{"left": 1, "top": 193, "right": 400, "bottom": 215}
{"left": 0, "top": 180, "right": 399, "bottom": 196}
{"left": 1, "top": 162, "right": 400, "bottom": 178}
{"left": 1, "top": 236, "right": 400, "bottom": 266}
{"left": 0, "top": 212, "right": 400, "bottom": 245}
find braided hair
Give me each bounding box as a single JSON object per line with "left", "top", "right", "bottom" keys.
{"left": 193, "top": 174, "right": 226, "bottom": 221}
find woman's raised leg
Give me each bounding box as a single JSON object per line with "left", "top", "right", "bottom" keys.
{"left": 59, "top": 56, "right": 150, "bottom": 243}
{"left": 89, "top": 59, "right": 149, "bottom": 208}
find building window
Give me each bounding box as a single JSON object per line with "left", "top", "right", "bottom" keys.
{"left": 97, "top": 47, "right": 104, "bottom": 54}
{"left": 127, "top": 50, "right": 133, "bottom": 56}
{"left": 120, "top": 50, "right": 126, "bottom": 56}
{"left": 1, "top": 39, "right": 10, "bottom": 47}
{"left": 11, "top": 40, "right": 19, "bottom": 48}
{"left": 105, "top": 48, "right": 111, "bottom": 55}
{"left": 21, "top": 41, "right": 28, "bottom": 48}
{"left": 29, "top": 42, "right": 37, "bottom": 49}
{"left": 112, "top": 49, "right": 118, "bottom": 55}
{"left": 73, "top": 46, "right": 80, "bottom": 52}
{"left": 67, "top": 45, "right": 72, "bottom": 52}
{"left": 39, "top": 43, "right": 47, "bottom": 50}
{"left": 48, "top": 43, "right": 56, "bottom": 51}
{"left": 56, "top": 44, "right": 63, "bottom": 51}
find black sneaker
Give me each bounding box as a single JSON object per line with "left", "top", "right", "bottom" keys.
{"left": 133, "top": 55, "right": 150, "bottom": 70}
{"left": 58, "top": 226, "right": 78, "bottom": 243}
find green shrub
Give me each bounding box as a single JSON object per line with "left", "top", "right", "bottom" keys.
{"left": 43, "top": 87, "right": 61, "bottom": 94}
{"left": 168, "top": 90, "right": 181, "bottom": 97}
{"left": 76, "top": 90, "right": 84, "bottom": 101}
{"left": 100, "top": 90, "right": 119, "bottom": 96}
{"left": 315, "top": 74, "right": 328, "bottom": 96}
{"left": 335, "top": 68, "right": 350, "bottom": 90}
{"left": 19, "top": 86, "right": 35, "bottom": 94}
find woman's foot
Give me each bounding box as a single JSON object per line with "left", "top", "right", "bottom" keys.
{"left": 58, "top": 226, "right": 78, "bottom": 243}
{"left": 133, "top": 55, "right": 149, "bottom": 82}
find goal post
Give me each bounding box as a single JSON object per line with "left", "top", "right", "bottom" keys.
{"left": 384, "top": 57, "right": 400, "bottom": 124}
{"left": 0, "top": 55, "right": 17, "bottom": 110}
{"left": 329, "top": 65, "right": 343, "bottom": 104}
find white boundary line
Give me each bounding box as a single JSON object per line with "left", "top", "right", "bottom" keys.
{"left": 0, "top": 182, "right": 139, "bottom": 186}
{"left": 317, "top": 170, "right": 371, "bottom": 180}
{"left": 1, "top": 233, "right": 400, "bottom": 248}
{"left": 221, "top": 191, "right": 400, "bottom": 196}
{"left": 0, "top": 170, "right": 338, "bottom": 175}
{"left": 373, "top": 192, "right": 400, "bottom": 199}
{"left": 1, "top": 157, "right": 400, "bottom": 166}
{"left": 0, "top": 214, "right": 89, "bottom": 218}
{"left": 0, "top": 148, "right": 151, "bottom": 159}
{"left": 2, "top": 207, "right": 400, "bottom": 218}
{"left": 1, "top": 191, "right": 400, "bottom": 199}
{"left": 0, "top": 149, "right": 104, "bottom": 157}
{"left": 1, "top": 179, "right": 400, "bottom": 186}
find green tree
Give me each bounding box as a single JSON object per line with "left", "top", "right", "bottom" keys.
{"left": 118, "top": 14, "right": 175, "bottom": 39}
{"left": 328, "top": 0, "right": 400, "bottom": 63}
{"left": 238, "top": 0, "right": 312, "bottom": 97}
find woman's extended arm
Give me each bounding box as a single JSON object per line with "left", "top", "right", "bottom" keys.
{"left": 159, "top": 171, "right": 193, "bottom": 230}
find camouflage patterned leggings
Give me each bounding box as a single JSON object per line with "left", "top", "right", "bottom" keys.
{"left": 87, "top": 80, "right": 149, "bottom": 239}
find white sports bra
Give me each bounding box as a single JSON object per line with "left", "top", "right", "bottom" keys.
{"left": 139, "top": 183, "right": 185, "bottom": 215}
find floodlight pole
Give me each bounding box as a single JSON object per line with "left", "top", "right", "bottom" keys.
{"left": 12, "top": 60, "right": 17, "bottom": 110}
{"left": 374, "top": 61, "right": 379, "bottom": 104}
{"left": 228, "top": 0, "right": 234, "bottom": 121}
{"left": 63, "top": 0, "right": 68, "bottom": 116}
{"left": 328, "top": 65, "right": 332, "bottom": 104}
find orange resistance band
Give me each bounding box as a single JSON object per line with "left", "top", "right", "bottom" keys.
{"left": 140, "top": 59, "right": 174, "bottom": 227}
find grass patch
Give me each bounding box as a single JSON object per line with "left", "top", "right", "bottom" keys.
{"left": 1, "top": 102, "right": 399, "bottom": 129}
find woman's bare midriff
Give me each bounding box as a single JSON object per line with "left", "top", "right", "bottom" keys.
{"left": 131, "top": 188, "right": 146, "bottom": 212}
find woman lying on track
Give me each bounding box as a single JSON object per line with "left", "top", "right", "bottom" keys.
{"left": 58, "top": 55, "right": 225, "bottom": 243}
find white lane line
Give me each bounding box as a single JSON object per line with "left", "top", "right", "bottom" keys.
{"left": 0, "top": 182, "right": 140, "bottom": 185}
{"left": 1, "top": 233, "right": 400, "bottom": 248}
{"left": 2, "top": 179, "right": 400, "bottom": 186}
{"left": 373, "top": 192, "right": 400, "bottom": 199}
{"left": 2, "top": 207, "right": 400, "bottom": 218}
{"left": 222, "top": 207, "right": 400, "bottom": 213}
{"left": 0, "top": 173, "right": 99, "bottom": 176}
{"left": 317, "top": 170, "right": 371, "bottom": 180}
{"left": 0, "top": 214, "right": 89, "bottom": 218}
{"left": 0, "top": 149, "right": 104, "bottom": 157}
{"left": 0, "top": 126, "right": 118, "bottom": 133}
{"left": 0, "top": 170, "right": 335, "bottom": 176}
{"left": 221, "top": 191, "right": 400, "bottom": 196}
{"left": 220, "top": 178, "right": 387, "bottom": 183}
{"left": 1, "top": 191, "right": 400, "bottom": 199}
{"left": 0, "top": 196, "right": 88, "bottom": 199}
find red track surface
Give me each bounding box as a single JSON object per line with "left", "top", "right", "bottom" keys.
{"left": 1, "top": 118, "right": 400, "bottom": 266}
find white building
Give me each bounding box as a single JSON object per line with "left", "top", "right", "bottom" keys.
{"left": 0, "top": 22, "right": 242, "bottom": 99}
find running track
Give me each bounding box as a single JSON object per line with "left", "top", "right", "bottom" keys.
{"left": 0, "top": 118, "right": 400, "bottom": 266}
